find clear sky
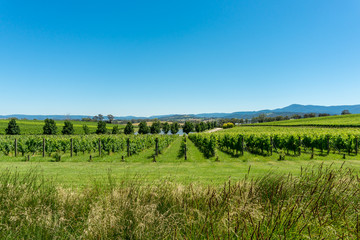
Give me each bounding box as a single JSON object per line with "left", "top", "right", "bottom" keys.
{"left": 1, "top": 0, "right": 359, "bottom": 116}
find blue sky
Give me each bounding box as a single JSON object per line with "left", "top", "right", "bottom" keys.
{"left": 1, "top": 0, "right": 359, "bottom": 116}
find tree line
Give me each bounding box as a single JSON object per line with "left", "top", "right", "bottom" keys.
{"left": 4, "top": 119, "right": 218, "bottom": 136}
{"left": 5, "top": 118, "right": 114, "bottom": 135}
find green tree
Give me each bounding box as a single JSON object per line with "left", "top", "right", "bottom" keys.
{"left": 162, "top": 122, "right": 170, "bottom": 134}
{"left": 96, "top": 121, "right": 107, "bottom": 134}
{"left": 112, "top": 125, "right": 120, "bottom": 134}
{"left": 170, "top": 122, "right": 179, "bottom": 134}
{"left": 62, "top": 120, "right": 74, "bottom": 135}
{"left": 98, "top": 114, "right": 104, "bottom": 121}
{"left": 107, "top": 114, "right": 114, "bottom": 123}
{"left": 341, "top": 110, "right": 351, "bottom": 115}
{"left": 150, "top": 120, "right": 161, "bottom": 134}
{"left": 183, "top": 121, "right": 193, "bottom": 134}
{"left": 124, "top": 122, "right": 134, "bottom": 135}
{"left": 43, "top": 119, "right": 57, "bottom": 135}
{"left": 200, "top": 122, "right": 207, "bottom": 131}
{"left": 195, "top": 123, "right": 201, "bottom": 132}
{"left": 5, "top": 119, "right": 20, "bottom": 135}
{"left": 138, "top": 121, "right": 149, "bottom": 134}
{"left": 83, "top": 125, "right": 90, "bottom": 135}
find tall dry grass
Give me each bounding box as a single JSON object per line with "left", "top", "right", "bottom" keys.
{"left": 0, "top": 163, "right": 359, "bottom": 239}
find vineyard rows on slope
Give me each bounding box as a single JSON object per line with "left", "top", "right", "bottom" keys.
{"left": 189, "top": 129, "right": 360, "bottom": 159}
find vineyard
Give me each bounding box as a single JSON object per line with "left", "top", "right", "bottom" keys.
{"left": 189, "top": 126, "right": 360, "bottom": 159}
{"left": 254, "top": 113, "right": 360, "bottom": 127}
{"left": 222, "top": 125, "right": 360, "bottom": 135}
{"left": 0, "top": 135, "right": 176, "bottom": 160}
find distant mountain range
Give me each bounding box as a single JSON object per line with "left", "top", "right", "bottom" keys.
{"left": 0, "top": 104, "right": 359, "bottom": 121}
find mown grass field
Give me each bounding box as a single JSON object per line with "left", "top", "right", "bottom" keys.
{"left": 0, "top": 119, "right": 125, "bottom": 135}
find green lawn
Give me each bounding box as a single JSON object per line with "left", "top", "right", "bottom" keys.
{"left": 1, "top": 136, "right": 359, "bottom": 188}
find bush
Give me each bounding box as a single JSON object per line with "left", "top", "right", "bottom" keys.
{"left": 5, "top": 119, "right": 20, "bottom": 135}
{"left": 183, "top": 121, "right": 193, "bottom": 134}
{"left": 112, "top": 125, "right": 120, "bottom": 134}
{"left": 150, "top": 120, "right": 161, "bottom": 134}
{"left": 96, "top": 121, "right": 107, "bottom": 134}
{"left": 62, "top": 121, "right": 74, "bottom": 135}
{"left": 43, "top": 119, "right": 57, "bottom": 135}
{"left": 124, "top": 122, "right": 134, "bottom": 135}
{"left": 162, "top": 122, "right": 170, "bottom": 134}
{"left": 52, "top": 152, "right": 61, "bottom": 162}
{"left": 222, "top": 122, "right": 234, "bottom": 129}
{"left": 138, "top": 121, "right": 149, "bottom": 134}
{"left": 170, "top": 122, "right": 179, "bottom": 134}
{"left": 83, "top": 125, "right": 90, "bottom": 135}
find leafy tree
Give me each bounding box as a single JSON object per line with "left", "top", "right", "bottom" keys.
{"left": 83, "top": 125, "right": 90, "bottom": 135}
{"left": 304, "top": 113, "right": 316, "bottom": 118}
{"left": 124, "top": 122, "right": 134, "bottom": 135}
{"left": 96, "top": 121, "right": 107, "bottom": 134}
{"left": 257, "top": 114, "right": 266, "bottom": 123}
{"left": 200, "top": 122, "right": 207, "bottom": 131}
{"left": 195, "top": 123, "right": 201, "bottom": 132}
{"left": 138, "top": 121, "right": 149, "bottom": 134}
{"left": 5, "top": 119, "right": 20, "bottom": 135}
{"left": 341, "top": 110, "right": 351, "bottom": 115}
{"left": 112, "top": 125, "right": 120, "bottom": 134}
{"left": 82, "top": 117, "right": 92, "bottom": 122}
{"left": 43, "top": 119, "right": 57, "bottom": 135}
{"left": 93, "top": 114, "right": 104, "bottom": 122}
{"left": 183, "top": 121, "right": 193, "bottom": 134}
{"left": 291, "top": 114, "right": 302, "bottom": 119}
{"left": 98, "top": 114, "right": 104, "bottom": 121}
{"left": 107, "top": 114, "right": 114, "bottom": 123}
{"left": 194, "top": 122, "right": 207, "bottom": 132}
{"left": 150, "top": 120, "right": 161, "bottom": 134}
{"left": 170, "top": 122, "right": 179, "bottom": 134}
{"left": 62, "top": 120, "right": 74, "bottom": 135}
{"left": 162, "top": 122, "right": 170, "bottom": 134}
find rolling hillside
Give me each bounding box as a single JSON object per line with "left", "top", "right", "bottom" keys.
{"left": 255, "top": 113, "right": 360, "bottom": 127}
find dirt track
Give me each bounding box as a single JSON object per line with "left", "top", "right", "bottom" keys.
{"left": 206, "top": 128, "right": 223, "bottom": 133}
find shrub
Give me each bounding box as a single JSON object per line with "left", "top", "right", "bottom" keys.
{"left": 96, "top": 121, "right": 107, "bottom": 134}
{"left": 124, "top": 122, "right": 134, "bottom": 135}
{"left": 138, "top": 121, "right": 149, "bottom": 134}
{"left": 162, "top": 122, "right": 170, "bottom": 134}
{"left": 83, "top": 125, "right": 90, "bottom": 135}
{"left": 43, "top": 119, "right": 57, "bottom": 135}
{"left": 170, "top": 122, "right": 179, "bottom": 134}
{"left": 62, "top": 120, "right": 74, "bottom": 135}
{"left": 222, "top": 122, "right": 234, "bottom": 129}
{"left": 183, "top": 121, "right": 193, "bottom": 134}
{"left": 150, "top": 120, "right": 161, "bottom": 134}
{"left": 5, "top": 119, "right": 20, "bottom": 135}
{"left": 112, "top": 125, "right": 120, "bottom": 134}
